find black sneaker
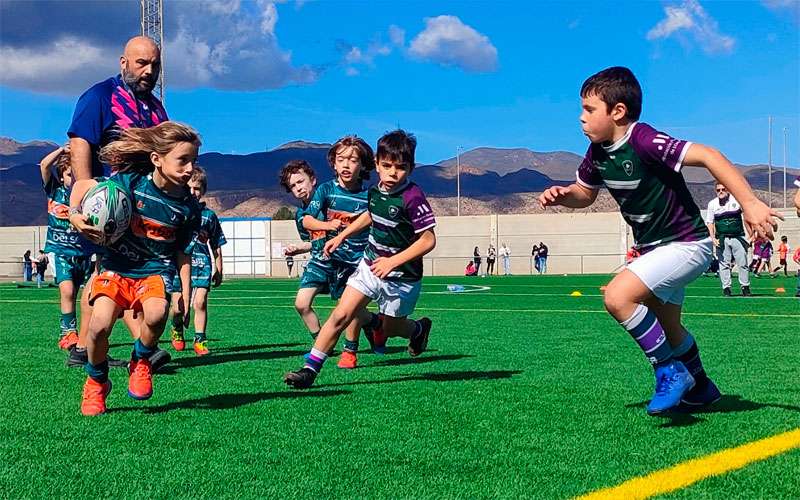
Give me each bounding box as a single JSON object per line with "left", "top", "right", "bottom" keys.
{"left": 722, "top": 287, "right": 732, "bottom": 296}
{"left": 408, "top": 317, "right": 432, "bottom": 357}
{"left": 742, "top": 286, "right": 752, "bottom": 297}
{"left": 147, "top": 348, "right": 171, "bottom": 373}
{"left": 284, "top": 367, "right": 317, "bottom": 389}
{"left": 67, "top": 347, "right": 128, "bottom": 368}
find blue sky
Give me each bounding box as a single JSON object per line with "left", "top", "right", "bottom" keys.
{"left": 1, "top": 0, "right": 798, "bottom": 166}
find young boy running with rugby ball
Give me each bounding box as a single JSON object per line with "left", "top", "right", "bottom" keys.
{"left": 69, "top": 122, "right": 202, "bottom": 415}
{"left": 285, "top": 129, "right": 435, "bottom": 389}
{"left": 539, "top": 67, "right": 781, "bottom": 415}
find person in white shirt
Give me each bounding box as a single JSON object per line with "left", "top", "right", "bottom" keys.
{"left": 705, "top": 183, "right": 750, "bottom": 297}
{"left": 499, "top": 243, "right": 511, "bottom": 275}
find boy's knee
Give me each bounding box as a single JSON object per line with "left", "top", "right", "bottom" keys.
{"left": 294, "top": 299, "right": 310, "bottom": 315}
{"left": 603, "top": 286, "right": 629, "bottom": 317}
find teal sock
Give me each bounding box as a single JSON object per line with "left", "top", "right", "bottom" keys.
{"left": 344, "top": 339, "right": 359, "bottom": 353}
{"left": 60, "top": 312, "right": 77, "bottom": 335}
{"left": 194, "top": 332, "right": 206, "bottom": 343}
{"left": 84, "top": 360, "right": 109, "bottom": 384}
{"left": 132, "top": 339, "right": 156, "bottom": 362}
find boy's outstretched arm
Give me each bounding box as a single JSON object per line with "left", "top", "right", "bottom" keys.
{"left": 538, "top": 183, "right": 598, "bottom": 209}
{"left": 683, "top": 144, "right": 783, "bottom": 239}
{"left": 284, "top": 242, "right": 312, "bottom": 256}
{"left": 323, "top": 211, "right": 372, "bottom": 257}
{"left": 303, "top": 215, "right": 342, "bottom": 232}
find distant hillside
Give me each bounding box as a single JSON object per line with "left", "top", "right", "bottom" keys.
{"left": 1, "top": 136, "right": 798, "bottom": 226}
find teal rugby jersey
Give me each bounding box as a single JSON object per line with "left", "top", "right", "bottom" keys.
{"left": 101, "top": 172, "right": 201, "bottom": 278}
{"left": 365, "top": 181, "right": 436, "bottom": 282}
{"left": 191, "top": 204, "right": 227, "bottom": 271}
{"left": 577, "top": 122, "right": 708, "bottom": 252}
{"left": 43, "top": 177, "right": 95, "bottom": 257}
{"left": 305, "top": 179, "right": 370, "bottom": 265}
{"left": 294, "top": 201, "right": 326, "bottom": 258}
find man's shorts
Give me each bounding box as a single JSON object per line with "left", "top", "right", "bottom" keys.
{"left": 347, "top": 259, "right": 421, "bottom": 317}
{"left": 300, "top": 258, "right": 357, "bottom": 300}
{"left": 627, "top": 238, "right": 713, "bottom": 305}
{"left": 54, "top": 254, "right": 93, "bottom": 286}
{"left": 90, "top": 271, "right": 169, "bottom": 311}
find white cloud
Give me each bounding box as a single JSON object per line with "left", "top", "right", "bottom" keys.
{"left": 408, "top": 15, "right": 498, "bottom": 72}
{"left": 0, "top": 0, "right": 318, "bottom": 94}
{"left": 388, "top": 25, "right": 405, "bottom": 47}
{"left": 0, "top": 37, "right": 116, "bottom": 93}
{"left": 647, "top": 0, "right": 735, "bottom": 54}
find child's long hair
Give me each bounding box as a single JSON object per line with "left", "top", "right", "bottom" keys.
{"left": 327, "top": 135, "right": 375, "bottom": 181}
{"left": 99, "top": 121, "right": 201, "bottom": 174}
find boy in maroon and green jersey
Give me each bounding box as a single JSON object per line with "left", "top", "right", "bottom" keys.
{"left": 539, "top": 67, "right": 781, "bottom": 415}
{"left": 284, "top": 130, "right": 436, "bottom": 389}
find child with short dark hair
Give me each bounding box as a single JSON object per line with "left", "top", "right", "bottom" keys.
{"left": 285, "top": 129, "right": 436, "bottom": 389}
{"left": 539, "top": 66, "right": 780, "bottom": 415}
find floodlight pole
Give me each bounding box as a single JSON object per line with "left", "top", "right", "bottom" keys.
{"left": 783, "top": 127, "right": 788, "bottom": 208}
{"left": 456, "top": 146, "right": 463, "bottom": 217}
{"left": 141, "top": 0, "right": 165, "bottom": 103}
{"left": 768, "top": 116, "right": 772, "bottom": 207}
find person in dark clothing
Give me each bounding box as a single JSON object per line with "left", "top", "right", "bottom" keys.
{"left": 473, "top": 246, "right": 482, "bottom": 275}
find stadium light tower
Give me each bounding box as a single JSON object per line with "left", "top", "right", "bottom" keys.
{"left": 140, "top": 0, "right": 165, "bottom": 102}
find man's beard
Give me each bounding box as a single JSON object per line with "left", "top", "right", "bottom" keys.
{"left": 122, "top": 68, "right": 156, "bottom": 97}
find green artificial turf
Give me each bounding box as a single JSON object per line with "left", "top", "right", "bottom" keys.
{"left": 0, "top": 273, "right": 798, "bottom": 498}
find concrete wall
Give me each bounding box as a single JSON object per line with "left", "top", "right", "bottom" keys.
{"left": 2, "top": 208, "right": 799, "bottom": 278}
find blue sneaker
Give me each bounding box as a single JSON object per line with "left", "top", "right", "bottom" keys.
{"left": 646, "top": 360, "right": 695, "bottom": 416}
{"left": 679, "top": 378, "right": 721, "bottom": 408}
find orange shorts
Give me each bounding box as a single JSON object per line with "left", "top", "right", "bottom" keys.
{"left": 89, "top": 271, "right": 168, "bottom": 312}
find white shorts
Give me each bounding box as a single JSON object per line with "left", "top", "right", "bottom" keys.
{"left": 347, "top": 259, "right": 422, "bottom": 318}
{"left": 627, "top": 238, "right": 713, "bottom": 305}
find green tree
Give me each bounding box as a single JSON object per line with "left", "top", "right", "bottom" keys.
{"left": 273, "top": 206, "right": 295, "bottom": 220}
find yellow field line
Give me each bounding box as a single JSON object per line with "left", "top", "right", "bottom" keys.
{"left": 576, "top": 427, "right": 800, "bottom": 500}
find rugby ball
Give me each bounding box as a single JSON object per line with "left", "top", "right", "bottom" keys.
{"left": 81, "top": 180, "right": 132, "bottom": 245}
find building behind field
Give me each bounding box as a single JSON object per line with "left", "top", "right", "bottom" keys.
{"left": 1, "top": 210, "right": 798, "bottom": 279}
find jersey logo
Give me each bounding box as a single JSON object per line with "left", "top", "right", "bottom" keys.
{"left": 388, "top": 206, "right": 400, "bottom": 218}
{"left": 622, "top": 160, "right": 634, "bottom": 177}
{"left": 137, "top": 200, "right": 145, "bottom": 209}
{"left": 416, "top": 204, "right": 431, "bottom": 217}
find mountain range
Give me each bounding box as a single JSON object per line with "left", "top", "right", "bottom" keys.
{"left": 1, "top": 137, "right": 797, "bottom": 226}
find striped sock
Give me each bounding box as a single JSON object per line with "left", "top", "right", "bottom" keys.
{"left": 672, "top": 333, "right": 709, "bottom": 385}
{"left": 344, "top": 339, "right": 359, "bottom": 353}
{"left": 620, "top": 304, "right": 673, "bottom": 367}
{"left": 304, "top": 348, "right": 328, "bottom": 373}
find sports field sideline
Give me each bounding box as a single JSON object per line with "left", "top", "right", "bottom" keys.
{"left": 1, "top": 273, "right": 798, "bottom": 498}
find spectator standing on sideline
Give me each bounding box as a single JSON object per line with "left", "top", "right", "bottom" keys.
{"left": 499, "top": 243, "right": 511, "bottom": 275}
{"left": 486, "top": 244, "right": 496, "bottom": 275}
{"left": 531, "top": 243, "right": 540, "bottom": 273}
{"left": 537, "top": 242, "right": 549, "bottom": 274}
{"left": 473, "top": 246, "right": 482, "bottom": 276}
{"left": 35, "top": 250, "right": 49, "bottom": 288}
{"left": 286, "top": 255, "right": 295, "bottom": 277}
{"left": 704, "top": 182, "right": 751, "bottom": 296}
{"left": 23, "top": 250, "right": 33, "bottom": 281}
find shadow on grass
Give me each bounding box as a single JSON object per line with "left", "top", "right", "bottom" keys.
{"left": 110, "top": 389, "right": 351, "bottom": 414}
{"left": 369, "top": 354, "right": 475, "bottom": 367}
{"left": 316, "top": 369, "right": 522, "bottom": 388}
{"left": 625, "top": 394, "right": 800, "bottom": 428}
{"left": 212, "top": 342, "right": 304, "bottom": 353}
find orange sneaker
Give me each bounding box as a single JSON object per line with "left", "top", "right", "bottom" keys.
{"left": 81, "top": 378, "right": 112, "bottom": 416}
{"left": 337, "top": 351, "right": 358, "bottom": 369}
{"left": 193, "top": 340, "right": 209, "bottom": 356}
{"left": 128, "top": 357, "right": 153, "bottom": 400}
{"left": 170, "top": 328, "right": 185, "bottom": 351}
{"left": 58, "top": 331, "right": 79, "bottom": 350}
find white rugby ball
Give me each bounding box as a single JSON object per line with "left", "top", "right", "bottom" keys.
{"left": 81, "top": 180, "right": 132, "bottom": 245}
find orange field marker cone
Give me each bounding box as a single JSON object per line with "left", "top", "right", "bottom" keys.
{"left": 775, "top": 287, "right": 786, "bottom": 293}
